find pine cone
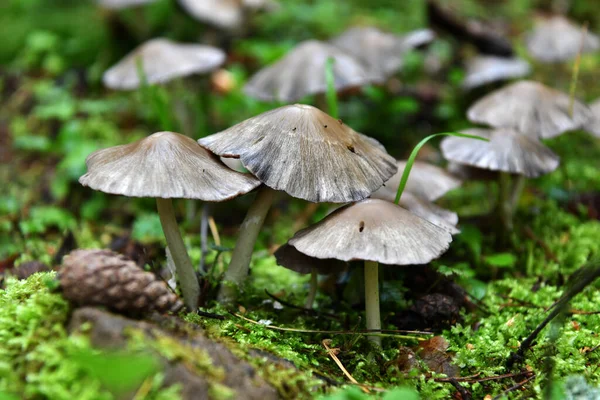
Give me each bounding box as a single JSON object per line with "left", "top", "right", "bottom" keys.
{"left": 59, "top": 249, "right": 184, "bottom": 314}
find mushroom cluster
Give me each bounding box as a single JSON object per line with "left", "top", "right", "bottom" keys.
{"left": 441, "top": 80, "right": 593, "bottom": 230}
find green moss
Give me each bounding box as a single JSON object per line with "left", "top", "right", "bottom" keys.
{"left": 0, "top": 273, "right": 180, "bottom": 400}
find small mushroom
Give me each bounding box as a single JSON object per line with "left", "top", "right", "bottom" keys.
{"left": 178, "top": 0, "right": 277, "bottom": 31}
{"left": 274, "top": 243, "right": 347, "bottom": 308}
{"left": 461, "top": 55, "right": 531, "bottom": 90}
{"left": 79, "top": 131, "right": 260, "bottom": 309}
{"left": 103, "top": 38, "right": 226, "bottom": 90}
{"left": 243, "top": 40, "right": 380, "bottom": 102}
{"left": 525, "top": 15, "right": 600, "bottom": 63}
{"left": 198, "top": 104, "right": 397, "bottom": 302}
{"left": 584, "top": 99, "right": 600, "bottom": 137}
{"left": 286, "top": 199, "right": 452, "bottom": 345}
{"left": 372, "top": 160, "right": 461, "bottom": 202}
{"left": 467, "top": 80, "right": 592, "bottom": 139}
{"left": 441, "top": 127, "right": 559, "bottom": 230}
{"left": 329, "top": 27, "right": 435, "bottom": 79}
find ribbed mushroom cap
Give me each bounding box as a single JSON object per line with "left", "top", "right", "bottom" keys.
{"left": 329, "top": 27, "right": 433, "bottom": 78}
{"left": 372, "top": 160, "right": 461, "bottom": 202}
{"left": 467, "top": 80, "right": 592, "bottom": 139}
{"left": 97, "top": 0, "right": 157, "bottom": 9}
{"left": 274, "top": 243, "right": 347, "bottom": 275}
{"left": 288, "top": 199, "right": 452, "bottom": 265}
{"left": 243, "top": 40, "right": 380, "bottom": 102}
{"left": 584, "top": 99, "right": 600, "bottom": 137}
{"left": 370, "top": 191, "right": 459, "bottom": 235}
{"left": 440, "top": 128, "right": 560, "bottom": 178}
{"left": 103, "top": 38, "right": 225, "bottom": 90}
{"left": 198, "top": 104, "right": 397, "bottom": 203}
{"left": 79, "top": 131, "right": 261, "bottom": 200}
{"left": 525, "top": 15, "right": 600, "bottom": 63}
{"left": 462, "top": 56, "right": 531, "bottom": 90}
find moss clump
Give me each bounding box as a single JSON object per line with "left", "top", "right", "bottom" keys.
{"left": 0, "top": 273, "right": 180, "bottom": 400}
{"left": 447, "top": 278, "right": 600, "bottom": 399}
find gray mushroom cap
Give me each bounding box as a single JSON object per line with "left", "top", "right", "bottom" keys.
{"left": 96, "top": 0, "right": 157, "bottom": 9}
{"left": 178, "top": 0, "right": 276, "bottom": 30}
{"left": 370, "top": 191, "right": 459, "bottom": 235}
{"left": 372, "top": 160, "right": 461, "bottom": 202}
{"left": 103, "top": 38, "right": 226, "bottom": 90}
{"left": 440, "top": 128, "right": 560, "bottom": 178}
{"left": 525, "top": 15, "right": 600, "bottom": 63}
{"left": 79, "top": 131, "right": 261, "bottom": 200}
{"left": 462, "top": 56, "right": 531, "bottom": 90}
{"left": 584, "top": 99, "right": 600, "bottom": 137}
{"left": 274, "top": 243, "right": 347, "bottom": 275}
{"left": 447, "top": 162, "right": 499, "bottom": 182}
{"left": 288, "top": 199, "right": 452, "bottom": 265}
{"left": 467, "top": 80, "right": 592, "bottom": 139}
{"left": 198, "top": 104, "right": 397, "bottom": 203}
{"left": 243, "top": 40, "right": 380, "bottom": 102}
{"left": 329, "top": 27, "right": 434, "bottom": 78}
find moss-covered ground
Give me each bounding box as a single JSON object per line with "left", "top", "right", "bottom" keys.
{"left": 1, "top": 0, "right": 600, "bottom": 399}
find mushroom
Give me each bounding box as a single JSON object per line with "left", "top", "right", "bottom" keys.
{"left": 370, "top": 160, "right": 461, "bottom": 234}
{"left": 103, "top": 38, "right": 226, "bottom": 90}
{"left": 79, "top": 131, "right": 260, "bottom": 310}
{"left": 441, "top": 127, "right": 560, "bottom": 229}
{"left": 283, "top": 199, "right": 452, "bottom": 345}
{"left": 198, "top": 104, "right": 397, "bottom": 301}
{"left": 584, "top": 99, "right": 600, "bottom": 137}
{"left": 461, "top": 55, "right": 531, "bottom": 90}
{"left": 525, "top": 15, "right": 600, "bottom": 63}
{"left": 178, "top": 0, "right": 277, "bottom": 32}
{"left": 329, "top": 27, "right": 435, "bottom": 79}
{"left": 372, "top": 160, "right": 461, "bottom": 202}
{"left": 274, "top": 243, "right": 347, "bottom": 308}
{"left": 467, "top": 80, "right": 592, "bottom": 139}
{"left": 243, "top": 40, "right": 381, "bottom": 103}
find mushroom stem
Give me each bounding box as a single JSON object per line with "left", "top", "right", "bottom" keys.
{"left": 304, "top": 268, "right": 318, "bottom": 309}
{"left": 509, "top": 175, "right": 526, "bottom": 212}
{"left": 498, "top": 172, "right": 514, "bottom": 232}
{"left": 364, "top": 260, "right": 381, "bottom": 347}
{"left": 218, "top": 186, "right": 276, "bottom": 303}
{"left": 199, "top": 202, "right": 211, "bottom": 275}
{"left": 157, "top": 198, "right": 200, "bottom": 310}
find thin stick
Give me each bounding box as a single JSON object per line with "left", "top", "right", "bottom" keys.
{"left": 264, "top": 289, "right": 341, "bottom": 320}
{"left": 322, "top": 339, "right": 370, "bottom": 393}
{"left": 434, "top": 370, "right": 533, "bottom": 383}
{"left": 523, "top": 226, "right": 559, "bottom": 263}
{"left": 491, "top": 374, "right": 536, "bottom": 400}
{"left": 231, "top": 313, "right": 430, "bottom": 338}
{"left": 568, "top": 22, "right": 588, "bottom": 117}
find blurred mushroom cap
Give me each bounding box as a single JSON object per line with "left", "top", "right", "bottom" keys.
{"left": 584, "top": 99, "right": 600, "bottom": 137}
{"left": 525, "top": 15, "right": 600, "bottom": 63}
{"left": 274, "top": 243, "right": 347, "bottom": 275}
{"left": 79, "top": 131, "right": 260, "bottom": 200}
{"left": 329, "top": 27, "right": 434, "bottom": 78}
{"left": 462, "top": 56, "right": 531, "bottom": 90}
{"left": 372, "top": 160, "right": 461, "bottom": 202}
{"left": 96, "top": 0, "right": 157, "bottom": 10}
{"left": 198, "top": 104, "right": 397, "bottom": 202}
{"left": 288, "top": 199, "right": 452, "bottom": 265}
{"left": 243, "top": 40, "right": 380, "bottom": 102}
{"left": 467, "top": 80, "right": 592, "bottom": 139}
{"left": 394, "top": 191, "right": 459, "bottom": 235}
{"left": 440, "top": 128, "right": 560, "bottom": 178}
{"left": 103, "top": 38, "right": 226, "bottom": 90}
{"left": 179, "top": 0, "right": 277, "bottom": 30}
